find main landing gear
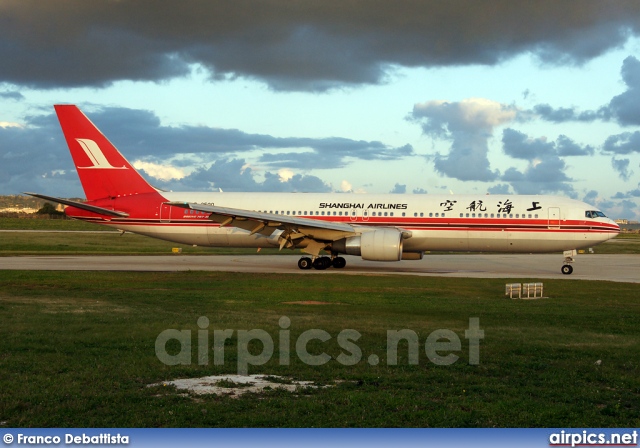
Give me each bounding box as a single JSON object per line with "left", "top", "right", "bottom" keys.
{"left": 298, "top": 255, "right": 347, "bottom": 270}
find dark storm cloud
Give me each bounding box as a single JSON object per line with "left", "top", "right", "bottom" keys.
{"left": 534, "top": 56, "right": 640, "bottom": 127}
{"left": 502, "top": 128, "right": 556, "bottom": 159}
{"left": 612, "top": 189, "right": 640, "bottom": 199}
{"left": 500, "top": 129, "right": 580, "bottom": 195}
{"left": 411, "top": 98, "right": 516, "bottom": 181}
{"left": 611, "top": 157, "right": 633, "bottom": 181}
{"left": 556, "top": 135, "right": 595, "bottom": 156}
{"left": 532, "top": 104, "right": 604, "bottom": 123}
{"left": 0, "top": 105, "right": 394, "bottom": 194}
{"left": 502, "top": 128, "right": 594, "bottom": 159}
{"left": 501, "top": 159, "right": 574, "bottom": 196}
{"left": 82, "top": 106, "right": 413, "bottom": 167}
{"left": 2, "top": 1, "right": 640, "bottom": 91}
{"left": 605, "top": 56, "right": 640, "bottom": 126}
{"left": 615, "top": 199, "right": 640, "bottom": 220}
{"left": 147, "top": 158, "right": 332, "bottom": 193}
{"left": 389, "top": 183, "right": 406, "bottom": 194}
{"left": 258, "top": 143, "right": 413, "bottom": 170}
{"left": 28, "top": 105, "right": 411, "bottom": 165}
{"left": 583, "top": 190, "right": 599, "bottom": 205}
{"left": 603, "top": 131, "right": 640, "bottom": 154}
{"left": 0, "top": 112, "right": 81, "bottom": 196}
{"left": 0, "top": 90, "right": 24, "bottom": 101}
{"left": 487, "top": 184, "right": 512, "bottom": 194}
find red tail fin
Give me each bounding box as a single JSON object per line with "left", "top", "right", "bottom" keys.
{"left": 55, "top": 105, "right": 157, "bottom": 201}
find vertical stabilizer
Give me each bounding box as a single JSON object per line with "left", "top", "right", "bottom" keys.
{"left": 54, "top": 105, "right": 157, "bottom": 201}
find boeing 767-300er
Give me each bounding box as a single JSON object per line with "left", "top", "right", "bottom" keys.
{"left": 27, "top": 105, "right": 619, "bottom": 274}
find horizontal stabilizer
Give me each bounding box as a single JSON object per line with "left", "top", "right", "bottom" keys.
{"left": 24, "top": 192, "right": 129, "bottom": 217}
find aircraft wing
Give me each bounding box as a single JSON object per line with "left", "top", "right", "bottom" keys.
{"left": 167, "top": 201, "right": 359, "bottom": 251}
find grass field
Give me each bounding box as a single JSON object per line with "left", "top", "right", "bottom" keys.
{"left": 1, "top": 271, "right": 638, "bottom": 427}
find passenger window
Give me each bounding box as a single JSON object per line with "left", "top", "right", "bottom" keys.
{"left": 420, "top": 213, "right": 423, "bottom": 217}
{"left": 384, "top": 212, "right": 388, "bottom": 217}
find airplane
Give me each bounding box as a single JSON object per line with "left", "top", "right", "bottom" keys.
{"left": 26, "top": 105, "right": 620, "bottom": 275}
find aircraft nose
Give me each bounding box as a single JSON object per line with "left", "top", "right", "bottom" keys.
{"left": 608, "top": 219, "right": 620, "bottom": 239}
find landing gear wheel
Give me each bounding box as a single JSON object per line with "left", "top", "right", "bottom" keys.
{"left": 332, "top": 257, "right": 346, "bottom": 269}
{"left": 561, "top": 265, "right": 573, "bottom": 275}
{"left": 298, "top": 257, "right": 313, "bottom": 270}
{"left": 313, "top": 257, "right": 331, "bottom": 270}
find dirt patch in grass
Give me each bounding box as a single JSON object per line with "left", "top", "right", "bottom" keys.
{"left": 149, "top": 374, "right": 331, "bottom": 398}
{"left": 281, "top": 300, "right": 345, "bottom": 305}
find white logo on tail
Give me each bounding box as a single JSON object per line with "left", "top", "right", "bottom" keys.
{"left": 76, "top": 138, "right": 126, "bottom": 169}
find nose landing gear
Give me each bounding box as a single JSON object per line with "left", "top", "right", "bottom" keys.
{"left": 561, "top": 249, "right": 576, "bottom": 275}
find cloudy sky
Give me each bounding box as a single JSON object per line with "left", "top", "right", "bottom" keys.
{"left": 2, "top": 0, "right": 640, "bottom": 219}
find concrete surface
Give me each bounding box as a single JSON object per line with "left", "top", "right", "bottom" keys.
{"left": 1, "top": 254, "right": 638, "bottom": 283}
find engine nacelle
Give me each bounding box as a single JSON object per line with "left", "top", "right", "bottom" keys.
{"left": 333, "top": 228, "right": 403, "bottom": 261}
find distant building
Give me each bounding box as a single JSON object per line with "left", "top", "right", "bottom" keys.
{"left": 615, "top": 219, "right": 629, "bottom": 224}
{"left": 0, "top": 207, "right": 39, "bottom": 214}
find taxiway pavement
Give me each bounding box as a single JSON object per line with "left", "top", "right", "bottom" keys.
{"left": 0, "top": 254, "right": 638, "bottom": 283}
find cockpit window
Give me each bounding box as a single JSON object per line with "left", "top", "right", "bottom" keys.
{"left": 586, "top": 210, "right": 606, "bottom": 219}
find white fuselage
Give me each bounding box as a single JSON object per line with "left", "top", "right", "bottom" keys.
{"left": 91, "top": 192, "right": 619, "bottom": 254}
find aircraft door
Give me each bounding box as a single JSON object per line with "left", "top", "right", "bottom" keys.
{"left": 548, "top": 207, "right": 560, "bottom": 229}
{"left": 350, "top": 208, "right": 357, "bottom": 222}
{"left": 160, "top": 203, "right": 172, "bottom": 223}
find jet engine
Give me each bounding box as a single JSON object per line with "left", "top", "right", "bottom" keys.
{"left": 332, "top": 228, "right": 403, "bottom": 261}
